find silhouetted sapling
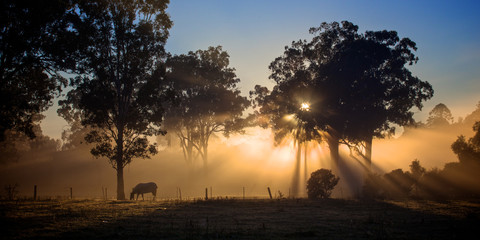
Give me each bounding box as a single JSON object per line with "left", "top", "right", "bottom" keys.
{"left": 307, "top": 169, "right": 340, "bottom": 199}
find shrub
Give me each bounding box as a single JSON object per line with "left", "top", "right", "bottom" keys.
{"left": 362, "top": 173, "right": 385, "bottom": 199}
{"left": 307, "top": 169, "right": 340, "bottom": 199}
{"left": 383, "top": 169, "right": 414, "bottom": 199}
{"left": 417, "top": 168, "right": 450, "bottom": 200}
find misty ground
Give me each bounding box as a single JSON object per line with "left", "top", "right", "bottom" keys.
{"left": 2, "top": 198, "right": 480, "bottom": 240}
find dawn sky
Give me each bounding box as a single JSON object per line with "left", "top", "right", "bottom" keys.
{"left": 41, "top": 0, "right": 480, "bottom": 139}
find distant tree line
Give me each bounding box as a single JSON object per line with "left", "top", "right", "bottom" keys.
{"left": 363, "top": 120, "right": 480, "bottom": 200}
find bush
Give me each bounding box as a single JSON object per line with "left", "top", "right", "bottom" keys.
{"left": 417, "top": 168, "right": 450, "bottom": 200}
{"left": 383, "top": 169, "right": 414, "bottom": 199}
{"left": 362, "top": 173, "right": 385, "bottom": 199}
{"left": 307, "top": 169, "right": 340, "bottom": 199}
{"left": 362, "top": 168, "right": 414, "bottom": 200}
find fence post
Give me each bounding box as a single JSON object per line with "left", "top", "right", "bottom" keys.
{"left": 33, "top": 185, "right": 37, "bottom": 201}
{"left": 243, "top": 187, "right": 245, "bottom": 200}
{"left": 70, "top": 187, "right": 73, "bottom": 199}
{"left": 205, "top": 188, "right": 208, "bottom": 200}
{"left": 267, "top": 187, "right": 272, "bottom": 199}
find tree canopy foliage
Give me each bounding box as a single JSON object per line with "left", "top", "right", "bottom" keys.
{"left": 58, "top": 0, "right": 173, "bottom": 200}
{"left": 426, "top": 103, "right": 453, "bottom": 127}
{"left": 463, "top": 101, "right": 480, "bottom": 127}
{"left": 0, "top": 0, "right": 75, "bottom": 141}
{"left": 451, "top": 121, "right": 480, "bottom": 165}
{"left": 0, "top": 115, "right": 60, "bottom": 164}
{"left": 252, "top": 21, "right": 433, "bottom": 166}
{"left": 164, "top": 46, "right": 250, "bottom": 169}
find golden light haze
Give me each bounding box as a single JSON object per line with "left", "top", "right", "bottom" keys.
{"left": 1, "top": 123, "right": 469, "bottom": 199}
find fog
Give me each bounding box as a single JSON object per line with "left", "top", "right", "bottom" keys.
{"left": 0, "top": 128, "right": 295, "bottom": 199}
{"left": 0, "top": 120, "right": 476, "bottom": 200}
{"left": 373, "top": 126, "right": 461, "bottom": 172}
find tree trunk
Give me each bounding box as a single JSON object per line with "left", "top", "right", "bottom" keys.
{"left": 327, "top": 134, "right": 340, "bottom": 164}
{"left": 203, "top": 143, "right": 208, "bottom": 171}
{"left": 178, "top": 131, "right": 194, "bottom": 166}
{"left": 116, "top": 165, "right": 125, "bottom": 200}
{"left": 116, "top": 123, "right": 126, "bottom": 200}
{"left": 291, "top": 139, "right": 301, "bottom": 197}
{"left": 202, "top": 129, "right": 210, "bottom": 176}
{"left": 304, "top": 141, "right": 308, "bottom": 188}
{"left": 365, "top": 134, "right": 373, "bottom": 170}
{"left": 186, "top": 141, "right": 193, "bottom": 165}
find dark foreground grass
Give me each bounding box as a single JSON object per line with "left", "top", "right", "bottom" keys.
{"left": 1, "top": 198, "right": 480, "bottom": 239}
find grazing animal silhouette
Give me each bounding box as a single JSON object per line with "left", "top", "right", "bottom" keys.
{"left": 130, "top": 182, "right": 157, "bottom": 200}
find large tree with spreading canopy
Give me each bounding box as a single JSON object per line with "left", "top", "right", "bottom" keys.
{"left": 164, "top": 46, "right": 250, "bottom": 171}
{"left": 252, "top": 21, "right": 433, "bottom": 170}
{"left": 0, "top": 0, "right": 75, "bottom": 142}
{"left": 59, "top": 0, "right": 173, "bottom": 200}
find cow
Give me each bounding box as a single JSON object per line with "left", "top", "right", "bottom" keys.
{"left": 130, "top": 182, "right": 157, "bottom": 201}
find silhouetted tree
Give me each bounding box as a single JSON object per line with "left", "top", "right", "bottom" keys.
{"left": 250, "top": 84, "right": 318, "bottom": 197}
{"left": 0, "top": 114, "right": 60, "bottom": 164}
{"left": 451, "top": 122, "right": 480, "bottom": 164}
{"left": 165, "top": 46, "right": 250, "bottom": 171}
{"left": 449, "top": 122, "right": 480, "bottom": 197}
{"left": 306, "top": 168, "right": 339, "bottom": 199}
{"left": 426, "top": 103, "right": 453, "bottom": 127}
{"left": 59, "top": 0, "right": 173, "bottom": 200}
{"left": 409, "top": 159, "right": 426, "bottom": 182}
{"left": 0, "top": 0, "right": 75, "bottom": 142}
{"left": 0, "top": 130, "right": 27, "bottom": 164}
{"left": 253, "top": 21, "right": 354, "bottom": 165}
{"left": 463, "top": 101, "right": 480, "bottom": 127}
{"left": 59, "top": 117, "right": 91, "bottom": 151}
{"left": 57, "top": 87, "right": 91, "bottom": 151}
{"left": 256, "top": 21, "right": 433, "bottom": 169}
{"left": 313, "top": 22, "right": 433, "bottom": 167}
{"left": 409, "top": 159, "right": 425, "bottom": 197}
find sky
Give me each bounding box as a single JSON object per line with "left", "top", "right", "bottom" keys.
{"left": 41, "top": 0, "right": 480, "bottom": 140}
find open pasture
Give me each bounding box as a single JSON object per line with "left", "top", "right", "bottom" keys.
{"left": 2, "top": 198, "right": 480, "bottom": 239}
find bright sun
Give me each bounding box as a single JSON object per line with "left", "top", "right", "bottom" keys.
{"left": 300, "top": 102, "right": 310, "bottom": 111}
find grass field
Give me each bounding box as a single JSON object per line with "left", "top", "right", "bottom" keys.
{"left": 2, "top": 198, "right": 480, "bottom": 239}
